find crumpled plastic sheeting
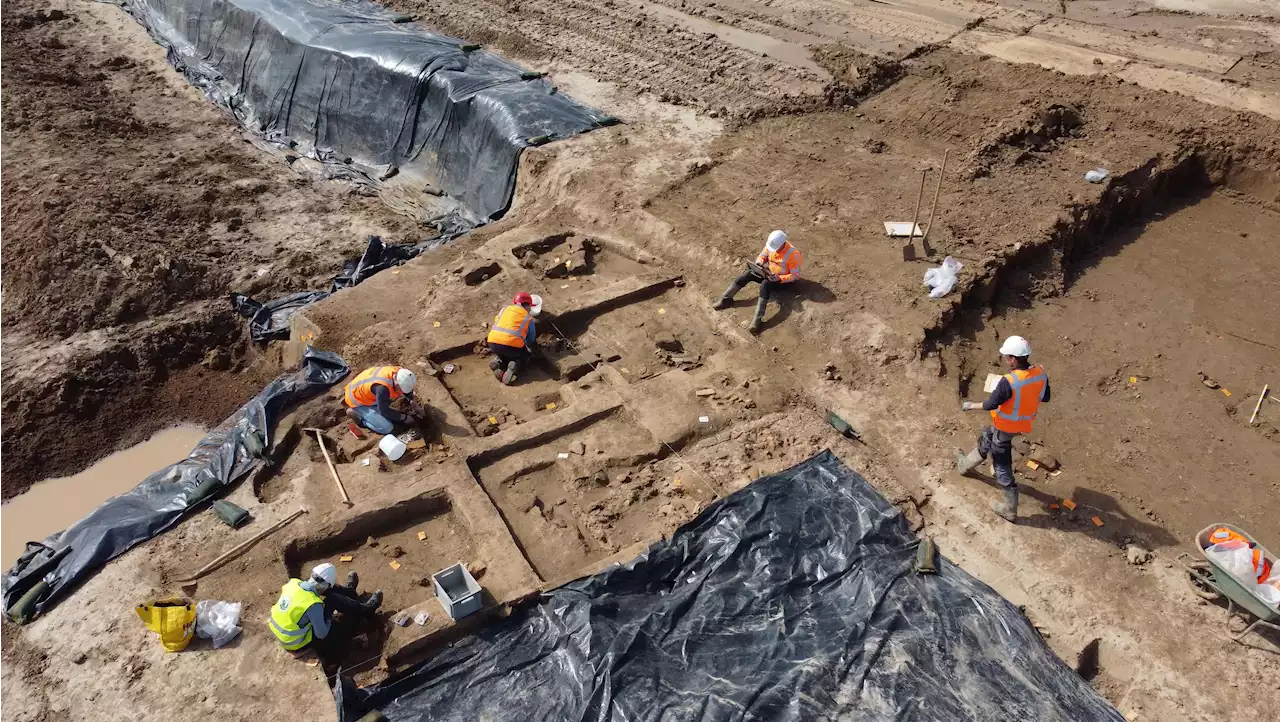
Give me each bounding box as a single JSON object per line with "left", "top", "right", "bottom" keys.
{"left": 330, "top": 236, "right": 424, "bottom": 293}
{"left": 231, "top": 235, "right": 427, "bottom": 341}
{"left": 336, "top": 450, "right": 1124, "bottom": 722}
{"left": 2, "top": 349, "right": 350, "bottom": 622}
{"left": 231, "top": 290, "right": 332, "bottom": 343}
{"left": 116, "top": 0, "right": 612, "bottom": 225}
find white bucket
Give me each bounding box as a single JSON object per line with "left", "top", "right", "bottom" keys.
{"left": 379, "top": 434, "right": 407, "bottom": 461}
{"left": 530, "top": 294, "right": 543, "bottom": 316}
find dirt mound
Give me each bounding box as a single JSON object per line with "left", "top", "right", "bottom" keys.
{"left": 3, "top": 9, "right": 305, "bottom": 338}
{"left": 0, "top": 0, "right": 417, "bottom": 496}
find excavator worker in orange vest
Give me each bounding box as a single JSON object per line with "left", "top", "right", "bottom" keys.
{"left": 486, "top": 292, "right": 542, "bottom": 386}
{"left": 712, "top": 230, "right": 802, "bottom": 334}
{"left": 344, "top": 365, "right": 424, "bottom": 434}
{"left": 955, "top": 335, "right": 1051, "bottom": 523}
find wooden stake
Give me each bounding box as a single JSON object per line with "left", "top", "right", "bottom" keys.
{"left": 922, "top": 149, "right": 949, "bottom": 241}
{"left": 1249, "top": 384, "right": 1269, "bottom": 425}
{"left": 909, "top": 168, "right": 927, "bottom": 238}
{"left": 308, "top": 428, "right": 351, "bottom": 505}
{"left": 177, "top": 507, "right": 307, "bottom": 583}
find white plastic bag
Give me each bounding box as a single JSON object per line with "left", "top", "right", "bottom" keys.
{"left": 923, "top": 256, "right": 963, "bottom": 298}
{"left": 1205, "top": 543, "right": 1257, "bottom": 585}
{"left": 195, "top": 600, "right": 243, "bottom": 648}
{"left": 1257, "top": 580, "right": 1280, "bottom": 606}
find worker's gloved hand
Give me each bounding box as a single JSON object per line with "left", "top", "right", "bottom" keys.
{"left": 767, "top": 273, "right": 781, "bottom": 283}
{"left": 961, "top": 401, "right": 978, "bottom": 411}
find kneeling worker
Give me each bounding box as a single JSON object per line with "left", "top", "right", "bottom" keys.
{"left": 269, "top": 563, "right": 383, "bottom": 653}
{"left": 344, "top": 365, "right": 420, "bottom": 434}
{"left": 712, "top": 230, "right": 802, "bottom": 333}
{"left": 487, "top": 292, "right": 541, "bottom": 385}
{"left": 956, "top": 335, "right": 1050, "bottom": 523}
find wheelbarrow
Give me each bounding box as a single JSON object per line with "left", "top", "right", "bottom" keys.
{"left": 1178, "top": 523, "right": 1280, "bottom": 645}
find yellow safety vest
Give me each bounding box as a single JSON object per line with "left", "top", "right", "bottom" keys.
{"left": 268, "top": 579, "right": 323, "bottom": 651}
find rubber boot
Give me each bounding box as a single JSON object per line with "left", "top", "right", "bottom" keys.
{"left": 955, "top": 447, "right": 983, "bottom": 477}
{"left": 747, "top": 297, "right": 767, "bottom": 334}
{"left": 501, "top": 360, "right": 518, "bottom": 386}
{"left": 346, "top": 571, "right": 359, "bottom": 590}
{"left": 362, "top": 590, "right": 384, "bottom": 612}
{"left": 712, "top": 281, "right": 744, "bottom": 310}
{"left": 990, "top": 486, "right": 1019, "bottom": 523}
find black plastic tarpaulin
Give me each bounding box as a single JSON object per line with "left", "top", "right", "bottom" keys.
{"left": 230, "top": 235, "right": 429, "bottom": 342}
{"left": 1, "top": 349, "right": 350, "bottom": 622}
{"left": 117, "top": 0, "right": 614, "bottom": 225}
{"left": 338, "top": 451, "right": 1124, "bottom": 722}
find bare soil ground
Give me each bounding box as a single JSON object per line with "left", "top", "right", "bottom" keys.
{"left": 0, "top": 0, "right": 418, "bottom": 498}
{"left": 5, "top": 0, "right": 1280, "bottom": 721}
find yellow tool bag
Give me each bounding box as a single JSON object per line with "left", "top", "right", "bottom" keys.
{"left": 136, "top": 598, "right": 196, "bottom": 652}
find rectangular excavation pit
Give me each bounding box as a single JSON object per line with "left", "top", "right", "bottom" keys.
{"left": 552, "top": 288, "right": 729, "bottom": 382}
{"left": 283, "top": 489, "right": 477, "bottom": 619}
{"left": 432, "top": 347, "right": 571, "bottom": 436}
{"left": 512, "top": 232, "right": 653, "bottom": 290}
{"left": 472, "top": 410, "right": 715, "bottom": 583}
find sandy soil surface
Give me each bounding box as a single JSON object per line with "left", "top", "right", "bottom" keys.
{"left": 5, "top": 0, "right": 1280, "bottom": 721}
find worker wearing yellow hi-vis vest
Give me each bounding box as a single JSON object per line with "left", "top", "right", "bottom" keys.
{"left": 486, "top": 292, "right": 542, "bottom": 386}
{"left": 269, "top": 564, "right": 382, "bottom": 653}
{"left": 956, "top": 336, "right": 1051, "bottom": 523}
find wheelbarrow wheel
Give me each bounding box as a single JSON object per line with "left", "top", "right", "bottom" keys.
{"left": 1185, "top": 562, "right": 1222, "bottom": 602}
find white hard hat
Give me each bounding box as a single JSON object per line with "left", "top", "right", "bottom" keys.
{"left": 311, "top": 563, "right": 337, "bottom": 587}
{"left": 530, "top": 294, "right": 543, "bottom": 317}
{"left": 394, "top": 368, "right": 417, "bottom": 394}
{"left": 999, "top": 335, "right": 1032, "bottom": 357}
{"left": 766, "top": 230, "right": 788, "bottom": 252}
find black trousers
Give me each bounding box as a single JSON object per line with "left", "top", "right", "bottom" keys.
{"left": 488, "top": 341, "right": 533, "bottom": 371}
{"left": 323, "top": 585, "right": 371, "bottom": 618}
{"left": 977, "top": 425, "right": 1017, "bottom": 489}
{"left": 732, "top": 270, "right": 783, "bottom": 300}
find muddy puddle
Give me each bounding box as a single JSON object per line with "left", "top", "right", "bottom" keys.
{"left": 1, "top": 425, "right": 206, "bottom": 566}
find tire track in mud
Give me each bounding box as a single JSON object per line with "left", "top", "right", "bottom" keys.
{"left": 384, "top": 0, "right": 826, "bottom": 115}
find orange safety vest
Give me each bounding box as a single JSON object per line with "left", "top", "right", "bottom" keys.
{"left": 486, "top": 305, "right": 533, "bottom": 349}
{"left": 1206, "top": 528, "right": 1273, "bottom": 583}
{"left": 757, "top": 242, "right": 802, "bottom": 283}
{"left": 344, "top": 365, "right": 405, "bottom": 408}
{"left": 1207, "top": 527, "right": 1249, "bottom": 547}
{"left": 991, "top": 365, "right": 1048, "bottom": 435}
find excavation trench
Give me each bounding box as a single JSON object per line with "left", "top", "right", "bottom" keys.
{"left": 1, "top": 0, "right": 613, "bottom": 500}
{"left": 920, "top": 148, "right": 1280, "bottom": 544}
{"left": 922, "top": 147, "right": 1266, "bottom": 358}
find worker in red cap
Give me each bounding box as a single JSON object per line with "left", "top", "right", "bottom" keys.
{"left": 486, "top": 292, "right": 542, "bottom": 385}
